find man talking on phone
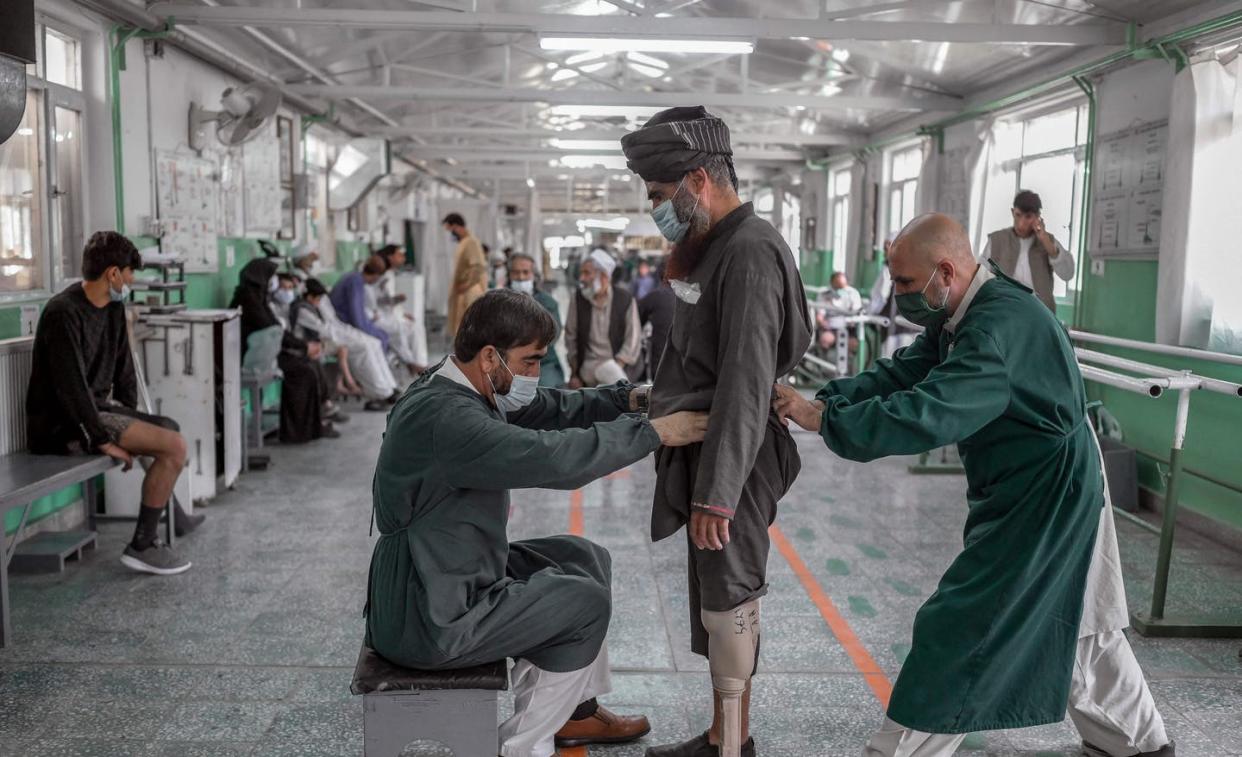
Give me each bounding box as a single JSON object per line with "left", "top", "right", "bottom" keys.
{"left": 980, "top": 189, "right": 1075, "bottom": 312}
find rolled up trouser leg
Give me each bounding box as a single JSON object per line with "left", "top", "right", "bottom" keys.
{"left": 701, "top": 598, "right": 761, "bottom": 757}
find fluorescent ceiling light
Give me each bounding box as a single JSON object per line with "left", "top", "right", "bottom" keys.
{"left": 549, "top": 105, "right": 662, "bottom": 119}
{"left": 526, "top": 177, "right": 536, "bottom": 188}
{"left": 628, "top": 62, "right": 665, "bottom": 78}
{"left": 580, "top": 61, "right": 608, "bottom": 73}
{"left": 578, "top": 219, "right": 631, "bottom": 232}
{"left": 550, "top": 139, "right": 621, "bottom": 151}
{"left": 560, "top": 154, "right": 629, "bottom": 170}
{"left": 566, "top": 50, "right": 605, "bottom": 66}
{"left": 540, "top": 37, "right": 754, "bottom": 55}
{"left": 626, "top": 51, "right": 668, "bottom": 69}
{"left": 551, "top": 68, "right": 580, "bottom": 82}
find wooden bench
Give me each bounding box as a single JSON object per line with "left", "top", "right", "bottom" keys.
{"left": 351, "top": 645, "right": 509, "bottom": 757}
{"left": 0, "top": 337, "right": 121, "bottom": 648}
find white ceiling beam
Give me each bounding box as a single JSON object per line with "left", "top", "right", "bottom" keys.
{"left": 148, "top": 6, "right": 1128, "bottom": 45}
{"left": 433, "top": 163, "right": 768, "bottom": 181}
{"left": 404, "top": 146, "right": 807, "bottom": 161}
{"left": 373, "top": 125, "right": 861, "bottom": 146}
{"left": 285, "top": 83, "right": 960, "bottom": 112}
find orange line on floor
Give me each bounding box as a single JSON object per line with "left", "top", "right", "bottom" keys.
{"left": 565, "top": 489, "right": 589, "bottom": 757}
{"left": 605, "top": 469, "right": 631, "bottom": 480}
{"left": 770, "top": 524, "right": 894, "bottom": 708}
{"left": 569, "top": 488, "right": 584, "bottom": 536}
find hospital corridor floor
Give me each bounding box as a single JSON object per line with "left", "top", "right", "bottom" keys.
{"left": 2, "top": 410, "right": 1240, "bottom": 756}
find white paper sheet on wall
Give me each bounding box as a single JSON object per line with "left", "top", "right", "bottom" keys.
{"left": 1088, "top": 120, "right": 1167, "bottom": 259}
{"left": 243, "top": 135, "right": 284, "bottom": 236}
{"left": 155, "top": 150, "right": 220, "bottom": 272}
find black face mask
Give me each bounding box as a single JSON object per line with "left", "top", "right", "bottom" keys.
{"left": 450, "top": 230, "right": 462, "bottom": 242}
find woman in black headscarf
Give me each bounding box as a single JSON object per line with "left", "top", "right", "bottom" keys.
{"left": 230, "top": 257, "right": 331, "bottom": 444}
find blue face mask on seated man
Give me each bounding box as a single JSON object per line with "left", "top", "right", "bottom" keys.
{"left": 487, "top": 351, "right": 539, "bottom": 415}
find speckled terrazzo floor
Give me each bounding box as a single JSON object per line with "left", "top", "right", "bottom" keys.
{"left": 2, "top": 398, "right": 1240, "bottom": 756}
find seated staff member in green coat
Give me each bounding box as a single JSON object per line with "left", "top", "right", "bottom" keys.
{"left": 365, "top": 289, "right": 708, "bottom": 757}
{"left": 774, "top": 214, "right": 1173, "bottom": 757}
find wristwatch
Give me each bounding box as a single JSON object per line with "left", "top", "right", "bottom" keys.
{"left": 635, "top": 385, "right": 651, "bottom": 414}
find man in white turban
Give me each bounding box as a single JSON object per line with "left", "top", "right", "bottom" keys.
{"left": 565, "top": 249, "right": 642, "bottom": 387}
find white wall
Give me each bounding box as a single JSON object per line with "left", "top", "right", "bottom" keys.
{"left": 1096, "top": 60, "right": 1174, "bottom": 132}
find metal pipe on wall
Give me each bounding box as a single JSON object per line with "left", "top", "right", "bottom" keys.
{"left": 1071, "top": 330, "right": 1242, "bottom": 369}
{"left": 1076, "top": 348, "right": 1242, "bottom": 397}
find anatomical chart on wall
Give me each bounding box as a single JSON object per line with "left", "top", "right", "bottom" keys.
{"left": 243, "top": 135, "right": 284, "bottom": 236}
{"left": 1089, "top": 120, "right": 1166, "bottom": 258}
{"left": 155, "top": 150, "right": 220, "bottom": 273}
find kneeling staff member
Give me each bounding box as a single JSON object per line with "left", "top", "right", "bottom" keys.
{"left": 774, "top": 213, "right": 1173, "bottom": 757}
{"left": 365, "top": 289, "right": 709, "bottom": 757}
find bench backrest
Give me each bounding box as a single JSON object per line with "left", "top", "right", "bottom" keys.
{"left": 0, "top": 337, "right": 34, "bottom": 456}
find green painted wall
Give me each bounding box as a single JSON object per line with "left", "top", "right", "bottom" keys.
{"left": 1, "top": 236, "right": 372, "bottom": 535}
{"left": 1078, "top": 259, "right": 1242, "bottom": 531}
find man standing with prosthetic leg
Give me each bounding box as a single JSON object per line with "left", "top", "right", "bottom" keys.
{"left": 621, "top": 107, "right": 812, "bottom": 757}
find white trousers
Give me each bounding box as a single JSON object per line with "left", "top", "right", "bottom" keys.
{"left": 862, "top": 630, "right": 1167, "bottom": 757}
{"left": 499, "top": 645, "right": 612, "bottom": 757}
{"left": 376, "top": 311, "right": 428, "bottom": 367}
{"left": 345, "top": 332, "right": 399, "bottom": 400}
{"left": 582, "top": 359, "right": 627, "bottom": 386}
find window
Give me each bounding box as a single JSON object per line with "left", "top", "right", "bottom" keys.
{"left": 992, "top": 101, "right": 1089, "bottom": 299}
{"left": 886, "top": 143, "right": 922, "bottom": 241}
{"left": 42, "top": 27, "right": 82, "bottom": 91}
{"left": 0, "top": 92, "right": 46, "bottom": 294}
{"left": 827, "top": 165, "right": 852, "bottom": 274}
{"left": 0, "top": 22, "right": 87, "bottom": 297}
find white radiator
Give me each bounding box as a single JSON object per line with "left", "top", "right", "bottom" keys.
{"left": 0, "top": 337, "right": 34, "bottom": 456}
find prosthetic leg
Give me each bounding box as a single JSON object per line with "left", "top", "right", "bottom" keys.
{"left": 701, "top": 598, "right": 761, "bottom": 757}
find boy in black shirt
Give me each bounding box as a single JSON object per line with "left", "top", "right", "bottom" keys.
{"left": 27, "top": 231, "right": 197, "bottom": 575}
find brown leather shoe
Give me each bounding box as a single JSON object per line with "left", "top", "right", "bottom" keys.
{"left": 555, "top": 705, "right": 652, "bottom": 747}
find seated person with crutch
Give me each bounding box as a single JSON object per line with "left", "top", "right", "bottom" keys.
{"left": 26, "top": 231, "right": 198, "bottom": 575}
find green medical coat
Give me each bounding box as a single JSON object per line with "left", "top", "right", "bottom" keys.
{"left": 365, "top": 361, "right": 662, "bottom": 672}
{"left": 816, "top": 267, "right": 1102, "bottom": 733}
{"left": 533, "top": 289, "right": 567, "bottom": 388}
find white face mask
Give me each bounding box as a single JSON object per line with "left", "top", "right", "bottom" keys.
{"left": 512, "top": 279, "right": 535, "bottom": 295}
{"left": 487, "top": 352, "right": 539, "bottom": 416}
{"left": 268, "top": 275, "right": 279, "bottom": 293}
{"left": 274, "top": 289, "right": 296, "bottom": 306}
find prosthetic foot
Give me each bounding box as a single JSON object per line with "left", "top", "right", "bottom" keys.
{"left": 643, "top": 732, "right": 756, "bottom": 757}
{"left": 701, "top": 598, "right": 761, "bottom": 757}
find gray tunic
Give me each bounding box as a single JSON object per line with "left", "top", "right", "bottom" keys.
{"left": 649, "top": 202, "right": 812, "bottom": 540}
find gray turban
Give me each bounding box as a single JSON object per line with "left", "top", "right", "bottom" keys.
{"left": 620, "top": 105, "right": 736, "bottom": 186}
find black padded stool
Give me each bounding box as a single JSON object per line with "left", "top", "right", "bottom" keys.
{"left": 351, "top": 645, "right": 509, "bottom": 756}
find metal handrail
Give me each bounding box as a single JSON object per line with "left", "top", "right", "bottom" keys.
{"left": 1071, "top": 329, "right": 1242, "bottom": 369}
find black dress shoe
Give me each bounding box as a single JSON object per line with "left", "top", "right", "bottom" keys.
{"left": 364, "top": 400, "right": 388, "bottom": 412}
{"left": 320, "top": 424, "right": 341, "bottom": 439}
{"left": 645, "top": 733, "right": 755, "bottom": 757}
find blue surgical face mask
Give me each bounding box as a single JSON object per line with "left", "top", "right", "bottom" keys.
{"left": 487, "top": 352, "right": 539, "bottom": 415}
{"left": 511, "top": 279, "right": 535, "bottom": 295}
{"left": 651, "top": 177, "right": 698, "bottom": 243}
{"left": 108, "top": 269, "right": 129, "bottom": 303}
{"left": 274, "top": 289, "right": 296, "bottom": 306}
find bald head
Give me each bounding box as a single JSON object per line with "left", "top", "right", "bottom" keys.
{"left": 889, "top": 213, "right": 974, "bottom": 270}
{"left": 887, "top": 213, "right": 980, "bottom": 318}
